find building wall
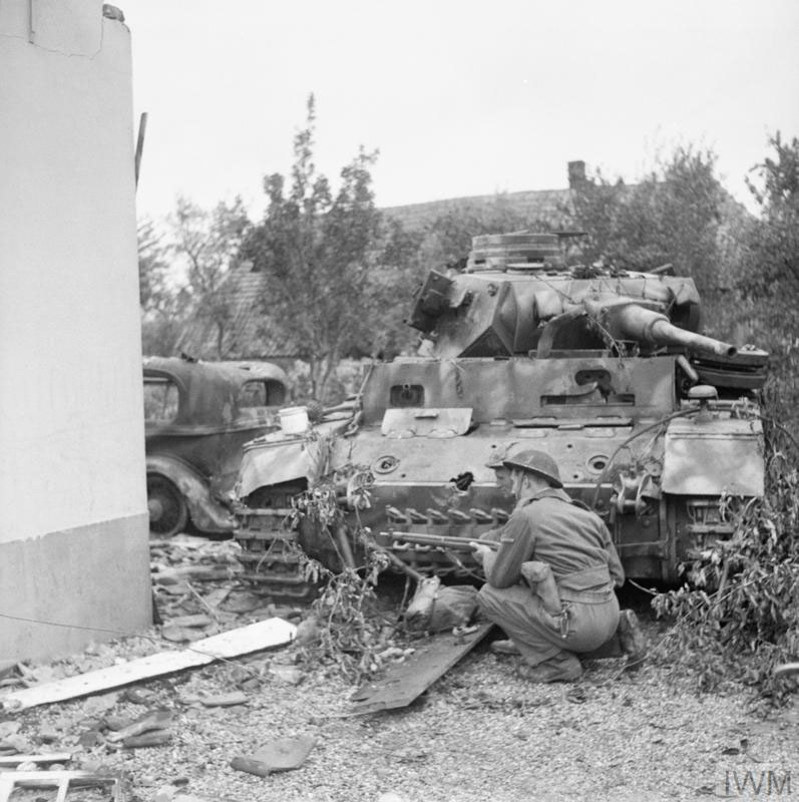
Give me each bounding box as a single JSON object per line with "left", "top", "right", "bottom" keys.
{"left": 0, "top": 0, "right": 151, "bottom": 661}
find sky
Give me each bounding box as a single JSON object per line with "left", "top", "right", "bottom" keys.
{"left": 129, "top": 0, "right": 799, "bottom": 224}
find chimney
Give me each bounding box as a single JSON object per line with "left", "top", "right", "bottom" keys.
{"left": 568, "top": 160, "right": 586, "bottom": 189}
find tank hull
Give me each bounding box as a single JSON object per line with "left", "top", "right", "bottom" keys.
{"left": 234, "top": 233, "right": 767, "bottom": 590}
{"left": 235, "top": 355, "right": 763, "bottom": 585}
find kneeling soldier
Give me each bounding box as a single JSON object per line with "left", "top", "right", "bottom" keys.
{"left": 472, "top": 449, "right": 627, "bottom": 683}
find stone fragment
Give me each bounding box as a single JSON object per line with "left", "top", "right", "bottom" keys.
{"left": 269, "top": 665, "right": 303, "bottom": 685}
{"left": 0, "top": 722, "right": 21, "bottom": 740}
{"left": 81, "top": 692, "right": 120, "bottom": 718}
{"left": 124, "top": 688, "right": 156, "bottom": 705}
{"left": 106, "top": 710, "right": 173, "bottom": 743}
{"left": 122, "top": 730, "right": 172, "bottom": 748}
{"left": 221, "top": 591, "right": 263, "bottom": 613}
{"left": 1, "top": 734, "right": 33, "bottom": 753}
{"left": 78, "top": 729, "right": 102, "bottom": 747}
{"left": 231, "top": 734, "right": 316, "bottom": 776}
{"left": 200, "top": 692, "right": 249, "bottom": 708}
{"left": 153, "top": 569, "right": 181, "bottom": 586}
{"left": 170, "top": 614, "right": 213, "bottom": 628}
{"left": 36, "top": 725, "right": 59, "bottom": 744}
{"left": 161, "top": 625, "right": 192, "bottom": 643}
{"left": 103, "top": 715, "right": 134, "bottom": 731}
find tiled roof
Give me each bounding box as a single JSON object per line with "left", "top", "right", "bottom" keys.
{"left": 383, "top": 188, "right": 573, "bottom": 231}
{"left": 178, "top": 186, "right": 574, "bottom": 359}
{"left": 178, "top": 267, "right": 305, "bottom": 360}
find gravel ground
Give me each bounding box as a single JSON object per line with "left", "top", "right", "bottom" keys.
{"left": 6, "top": 621, "right": 799, "bottom": 801}
{"left": 2, "top": 539, "right": 798, "bottom": 802}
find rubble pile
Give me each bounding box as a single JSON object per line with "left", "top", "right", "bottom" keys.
{"left": 150, "top": 535, "right": 304, "bottom": 640}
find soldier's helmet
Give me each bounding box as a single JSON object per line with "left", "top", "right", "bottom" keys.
{"left": 502, "top": 449, "right": 563, "bottom": 488}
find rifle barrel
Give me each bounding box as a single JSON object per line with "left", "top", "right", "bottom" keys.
{"left": 381, "top": 531, "right": 499, "bottom": 550}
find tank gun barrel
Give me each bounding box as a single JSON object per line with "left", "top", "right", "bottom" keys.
{"left": 601, "top": 303, "right": 737, "bottom": 358}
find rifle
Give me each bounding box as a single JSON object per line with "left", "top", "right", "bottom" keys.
{"left": 382, "top": 531, "right": 560, "bottom": 616}
{"left": 380, "top": 531, "right": 500, "bottom": 552}
{"left": 374, "top": 531, "right": 497, "bottom": 630}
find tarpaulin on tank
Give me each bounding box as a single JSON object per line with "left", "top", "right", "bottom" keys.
{"left": 236, "top": 426, "right": 346, "bottom": 498}
{"left": 237, "top": 441, "right": 310, "bottom": 497}
{"left": 662, "top": 417, "right": 764, "bottom": 496}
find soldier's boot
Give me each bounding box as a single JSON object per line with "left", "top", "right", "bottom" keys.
{"left": 516, "top": 651, "right": 582, "bottom": 683}
{"left": 618, "top": 609, "right": 647, "bottom": 668}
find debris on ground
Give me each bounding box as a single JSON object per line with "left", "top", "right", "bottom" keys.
{"left": 199, "top": 692, "right": 248, "bottom": 707}
{"left": 350, "top": 623, "right": 493, "bottom": 715}
{"left": 105, "top": 709, "right": 173, "bottom": 748}
{"left": 0, "top": 751, "right": 72, "bottom": 767}
{"left": 230, "top": 735, "right": 316, "bottom": 776}
{"left": 269, "top": 664, "right": 304, "bottom": 686}
{"left": 3, "top": 536, "right": 798, "bottom": 800}
{"left": 0, "top": 770, "right": 126, "bottom": 802}
{"left": 0, "top": 619, "right": 296, "bottom": 711}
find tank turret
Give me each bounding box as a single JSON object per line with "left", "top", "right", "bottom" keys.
{"left": 408, "top": 233, "right": 766, "bottom": 392}
{"left": 234, "top": 232, "right": 769, "bottom": 592}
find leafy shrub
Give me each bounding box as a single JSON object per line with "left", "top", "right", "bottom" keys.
{"left": 652, "top": 403, "right": 799, "bottom": 700}
{"left": 295, "top": 552, "right": 397, "bottom": 683}
{"left": 287, "top": 457, "right": 404, "bottom": 682}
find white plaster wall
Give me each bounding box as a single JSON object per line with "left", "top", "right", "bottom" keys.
{"left": 0, "top": 0, "right": 147, "bottom": 540}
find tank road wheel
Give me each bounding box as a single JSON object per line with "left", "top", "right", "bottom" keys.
{"left": 147, "top": 475, "right": 188, "bottom": 538}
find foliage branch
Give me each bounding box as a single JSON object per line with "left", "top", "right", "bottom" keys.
{"left": 281, "top": 443, "right": 407, "bottom": 682}
{"left": 652, "top": 407, "right": 799, "bottom": 701}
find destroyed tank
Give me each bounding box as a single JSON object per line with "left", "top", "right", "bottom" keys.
{"left": 233, "top": 232, "right": 769, "bottom": 598}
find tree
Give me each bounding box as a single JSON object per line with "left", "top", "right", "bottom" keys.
{"left": 742, "top": 132, "right": 799, "bottom": 292}
{"left": 735, "top": 133, "right": 799, "bottom": 429}
{"left": 171, "top": 196, "right": 251, "bottom": 359}
{"left": 137, "top": 218, "right": 170, "bottom": 312}
{"left": 243, "top": 96, "right": 392, "bottom": 400}
{"left": 138, "top": 218, "right": 189, "bottom": 356}
{"left": 652, "top": 137, "right": 799, "bottom": 696}
{"left": 569, "top": 146, "right": 728, "bottom": 294}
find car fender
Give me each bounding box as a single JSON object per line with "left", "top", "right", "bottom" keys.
{"left": 146, "top": 454, "right": 237, "bottom": 533}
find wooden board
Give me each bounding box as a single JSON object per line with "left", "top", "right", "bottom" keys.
{"left": 0, "top": 753, "right": 73, "bottom": 767}
{"left": 0, "top": 618, "right": 296, "bottom": 711}
{"left": 0, "top": 770, "right": 124, "bottom": 802}
{"left": 350, "top": 624, "right": 493, "bottom": 715}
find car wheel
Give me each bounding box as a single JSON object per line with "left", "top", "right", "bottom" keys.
{"left": 147, "top": 475, "right": 188, "bottom": 537}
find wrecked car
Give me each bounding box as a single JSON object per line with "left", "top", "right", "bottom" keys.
{"left": 144, "top": 355, "right": 289, "bottom": 537}
{"left": 232, "top": 232, "right": 768, "bottom": 594}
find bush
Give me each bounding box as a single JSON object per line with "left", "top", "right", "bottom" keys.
{"left": 652, "top": 401, "right": 799, "bottom": 701}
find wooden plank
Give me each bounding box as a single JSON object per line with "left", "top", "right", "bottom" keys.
{"left": 0, "top": 753, "right": 73, "bottom": 767}
{"left": 350, "top": 624, "right": 493, "bottom": 715}
{"left": 0, "top": 618, "right": 296, "bottom": 712}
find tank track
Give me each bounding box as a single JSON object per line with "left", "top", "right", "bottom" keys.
{"left": 236, "top": 517, "right": 483, "bottom": 600}
{"left": 235, "top": 518, "right": 319, "bottom": 604}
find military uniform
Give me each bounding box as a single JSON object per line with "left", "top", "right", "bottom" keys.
{"left": 478, "top": 487, "right": 624, "bottom": 675}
